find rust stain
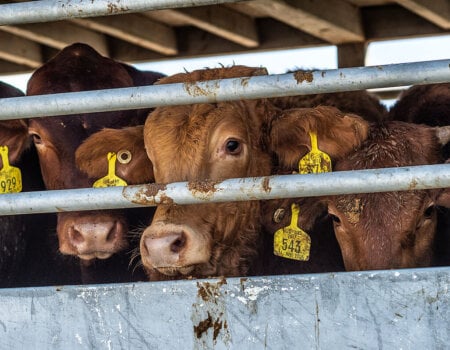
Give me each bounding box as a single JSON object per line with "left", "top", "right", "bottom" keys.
{"left": 107, "top": 3, "right": 129, "bottom": 14}
{"left": 261, "top": 177, "right": 272, "bottom": 193}
{"left": 188, "top": 180, "right": 219, "bottom": 200}
{"left": 184, "top": 81, "right": 218, "bottom": 99}
{"left": 240, "top": 77, "right": 250, "bottom": 87}
{"left": 197, "top": 279, "right": 227, "bottom": 302}
{"left": 123, "top": 183, "right": 172, "bottom": 205}
{"left": 194, "top": 312, "right": 214, "bottom": 338}
{"left": 409, "top": 178, "right": 418, "bottom": 190}
{"left": 294, "top": 71, "right": 314, "bottom": 84}
{"left": 321, "top": 71, "right": 326, "bottom": 78}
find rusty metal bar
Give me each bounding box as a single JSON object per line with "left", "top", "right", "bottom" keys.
{"left": 0, "top": 59, "right": 449, "bottom": 120}
{"left": 0, "top": 164, "right": 449, "bottom": 215}
{"left": 0, "top": 0, "right": 243, "bottom": 25}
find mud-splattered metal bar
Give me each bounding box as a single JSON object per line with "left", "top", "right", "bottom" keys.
{"left": 0, "top": 164, "right": 448, "bottom": 215}
{"left": 0, "top": 60, "right": 449, "bottom": 121}
{"left": 0, "top": 0, "right": 243, "bottom": 25}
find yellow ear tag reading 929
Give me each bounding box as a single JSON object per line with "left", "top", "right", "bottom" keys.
{"left": 299, "top": 132, "right": 332, "bottom": 174}
{"left": 93, "top": 152, "right": 128, "bottom": 188}
{"left": 274, "top": 203, "right": 311, "bottom": 261}
{"left": 0, "top": 146, "right": 22, "bottom": 194}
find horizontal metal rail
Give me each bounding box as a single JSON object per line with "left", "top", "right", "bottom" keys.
{"left": 0, "top": 60, "right": 449, "bottom": 120}
{"left": 0, "top": 0, "right": 243, "bottom": 25}
{"left": 0, "top": 164, "right": 449, "bottom": 215}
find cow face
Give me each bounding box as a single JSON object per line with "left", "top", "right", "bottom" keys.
{"left": 25, "top": 43, "right": 153, "bottom": 261}
{"left": 326, "top": 122, "right": 450, "bottom": 271}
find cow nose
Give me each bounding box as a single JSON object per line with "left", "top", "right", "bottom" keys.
{"left": 141, "top": 232, "right": 187, "bottom": 268}
{"left": 68, "top": 221, "right": 121, "bottom": 259}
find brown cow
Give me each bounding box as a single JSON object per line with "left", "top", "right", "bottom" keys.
{"left": 76, "top": 66, "right": 370, "bottom": 280}
{"left": 0, "top": 81, "right": 81, "bottom": 287}
{"left": 389, "top": 83, "right": 450, "bottom": 267}
{"left": 11, "top": 43, "right": 164, "bottom": 283}
{"left": 323, "top": 121, "right": 450, "bottom": 271}
{"left": 259, "top": 86, "right": 387, "bottom": 275}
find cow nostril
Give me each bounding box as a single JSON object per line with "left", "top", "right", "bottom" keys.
{"left": 69, "top": 227, "right": 84, "bottom": 245}
{"left": 106, "top": 222, "right": 119, "bottom": 243}
{"left": 170, "top": 233, "right": 186, "bottom": 253}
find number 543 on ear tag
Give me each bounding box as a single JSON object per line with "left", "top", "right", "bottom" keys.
{"left": 0, "top": 146, "right": 22, "bottom": 194}
{"left": 93, "top": 152, "right": 127, "bottom": 188}
{"left": 274, "top": 203, "right": 311, "bottom": 261}
{"left": 299, "top": 131, "right": 332, "bottom": 174}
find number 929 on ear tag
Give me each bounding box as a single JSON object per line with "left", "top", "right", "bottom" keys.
{"left": 0, "top": 146, "right": 22, "bottom": 194}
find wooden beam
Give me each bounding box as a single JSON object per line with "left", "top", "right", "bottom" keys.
{"left": 393, "top": 0, "right": 450, "bottom": 29}
{"left": 112, "top": 19, "right": 325, "bottom": 63}
{"left": 337, "top": 43, "right": 367, "bottom": 68}
{"left": 362, "top": 5, "right": 444, "bottom": 40}
{"left": 0, "top": 31, "right": 42, "bottom": 68}
{"left": 71, "top": 14, "right": 178, "bottom": 56}
{"left": 233, "top": 0, "right": 365, "bottom": 44}
{"left": 144, "top": 6, "right": 259, "bottom": 48}
{"left": 0, "top": 21, "right": 109, "bottom": 56}
{"left": 0, "top": 60, "right": 32, "bottom": 76}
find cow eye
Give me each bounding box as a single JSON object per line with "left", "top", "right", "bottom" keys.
{"left": 423, "top": 205, "right": 435, "bottom": 219}
{"left": 329, "top": 214, "right": 341, "bottom": 225}
{"left": 225, "top": 139, "right": 242, "bottom": 155}
{"left": 30, "top": 132, "right": 42, "bottom": 145}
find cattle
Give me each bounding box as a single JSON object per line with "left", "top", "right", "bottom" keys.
{"left": 9, "top": 43, "right": 164, "bottom": 284}
{"left": 76, "top": 66, "right": 371, "bottom": 280}
{"left": 389, "top": 83, "right": 450, "bottom": 267}
{"left": 0, "top": 82, "right": 80, "bottom": 287}
{"left": 321, "top": 121, "right": 450, "bottom": 271}
{"left": 258, "top": 86, "right": 388, "bottom": 275}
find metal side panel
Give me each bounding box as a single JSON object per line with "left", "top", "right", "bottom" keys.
{"left": 0, "top": 267, "right": 448, "bottom": 349}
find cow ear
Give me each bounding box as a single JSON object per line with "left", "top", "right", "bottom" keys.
{"left": 0, "top": 119, "right": 30, "bottom": 165}
{"left": 269, "top": 106, "right": 369, "bottom": 170}
{"left": 75, "top": 126, "right": 154, "bottom": 185}
{"left": 436, "top": 188, "right": 450, "bottom": 208}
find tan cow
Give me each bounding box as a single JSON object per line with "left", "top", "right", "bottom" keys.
{"left": 76, "top": 65, "right": 369, "bottom": 280}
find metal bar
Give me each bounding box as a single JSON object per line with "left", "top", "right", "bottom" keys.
{"left": 0, "top": 267, "right": 449, "bottom": 349}
{"left": 0, "top": 164, "right": 449, "bottom": 215}
{"left": 0, "top": 60, "right": 449, "bottom": 120}
{"left": 0, "top": 0, "right": 243, "bottom": 25}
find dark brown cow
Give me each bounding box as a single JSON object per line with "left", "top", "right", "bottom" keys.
{"left": 76, "top": 66, "right": 370, "bottom": 280}
{"left": 323, "top": 121, "right": 450, "bottom": 271}
{"left": 11, "top": 43, "right": 164, "bottom": 283}
{"left": 0, "top": 82, "right": 81, "bottom": 287}
{"left": 389, "top": 83, "right": 450, "bottom": 267}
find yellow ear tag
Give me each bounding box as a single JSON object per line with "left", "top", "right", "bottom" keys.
{"left": 298, "top": 131, "right": 332, "bottom": 174}
{"left": 93, "top": 152, "right": 128, "bottom": 188}
{"left": 273, "top": 203, "right": 311, "bottom": 261}
{"left": 0, "top": 146, "right": 22, "bottom": 194}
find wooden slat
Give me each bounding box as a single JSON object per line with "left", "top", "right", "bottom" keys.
{"left": 112, "top": 19, "right": 325, "bottom": 63}
{"left": 0, "top": 21, "right": 109, "bottom": 56}
{"left": 394, "top": 0, "right": 450, "bottom": 29}
{"left": 71, "top": 14, "right": 178, "bottom": 56}
{"left": 232, "top": 0, "right": 365, "bottom": 44}
{"left": 0, "top": 59, "right": 31, "bottom": 76}
{"left": 0, "top": 31, "right": 41, "bottom": 68}
{"left": 144, "top": 6, "right": 259, "bottom": 48}
{"left": 362, "top": 5, "right": 444, "bottom": 40}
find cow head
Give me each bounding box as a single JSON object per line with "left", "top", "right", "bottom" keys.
{"left": 326, "top": 122, "right": 450, "bottom": 271}
{"left": 23, "top": 43, "right": 159, "bottom": 262}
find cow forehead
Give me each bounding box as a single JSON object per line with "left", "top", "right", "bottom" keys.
{"left": 145, "top": 103, "right": 256, "bottom": 181}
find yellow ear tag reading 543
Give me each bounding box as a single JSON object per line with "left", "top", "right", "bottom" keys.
{"left": 274, "top": 203, "right": 311, "bottom": 261}
{"left": 93, "top": 152, "right": 128, "bottom": 188}
{"left": 299, "top": 132, "right": 332, "bottom": 174}
{"left": 0, "top": 146, "right": 22, "bottom": 194}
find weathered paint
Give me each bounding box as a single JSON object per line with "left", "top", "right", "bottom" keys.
{"left": 0, "top": 267, "right": 448, "bottom": 349}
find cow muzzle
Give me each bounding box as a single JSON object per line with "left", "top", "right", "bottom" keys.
{"left": 140, "top": 223, "right": 210, "bottom": 276}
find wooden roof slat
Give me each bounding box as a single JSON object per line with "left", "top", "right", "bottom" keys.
{"left": 0, "top": 31, "right": 41, "bottom": 68}
{"left": 394, "top": 0, "right": 450, "bottom": 29}
{"left": 233, "top": 0, "right": 365, "bottom": 44}
{"left": 144, "top": 6, "right": 259, "bottom": 48}
{"left": 0, "top": 22, "right": 109, "bottom": 56}
{"left": 70, "top": 14, "right": 178, "bottom": 56}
